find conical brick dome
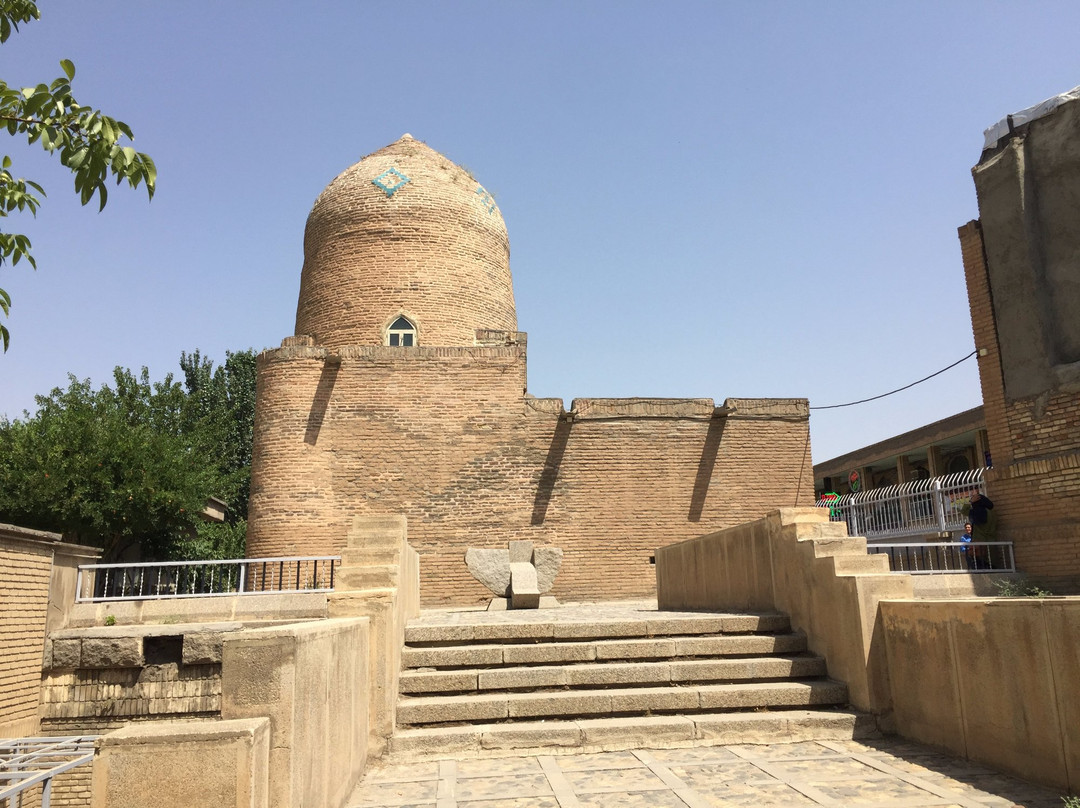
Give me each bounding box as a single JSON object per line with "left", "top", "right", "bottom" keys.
{"left": 294, "top": 135, "right": 517, "bottom": 348}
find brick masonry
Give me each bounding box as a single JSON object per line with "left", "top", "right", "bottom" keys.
{"left": 247, "top": 135, "right": 815, "bottom": 606}
{"left": 247, "top": 344, "right": 813, "bottom": 605}
{"left": 960, "top": 220, "right": 1080, "bottom": 591}
{"left": 0, "top": 534, "right": 51, "bottom": 738}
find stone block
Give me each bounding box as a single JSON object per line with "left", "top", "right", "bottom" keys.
{"left": 594, "top": 638, "right": 675, "bottom": 660}
{"left": 398, "top": 695, "right": 508, "bottom": 725}
{"left": 82, "top": 636, "right": 143, "bottom": 668}
{"left": 403, "top": 645, "right": 504, "bottom": 668}
{"left": 390, "top": 727, "right": 482, "bottom": 758}
{"left": 697, "top": 681, "right": 846, "bottom": 710}
{"left": 464, "top": 548, "right": 511, "bottom": 596}
{"left": 509, "top": 562, "right": 540, "bottom": 609}
{"left": 608, "top": 686, "right": 700, "bottom": 713}
{"left": 553, "top": 620, "right": 643, "bottom": 639}
{"left": 91, "top": 718, "right": 270, "bottom": 808}
{"left": 508, "top": 540, "right": 533, "bottom": 563}
{"left": 478, "top": 667, "right": 566, "bottom": 690}
{"left": 565, "top": 662, "right": 671, "bottom": 688}
{"left": 502, "top": 642, "right": 595, "bottom": 665}
{"left": 481, "top": 722, "right": 582, "bottom": 750}
{"left": 50, "top": 637, "right": 82, "bottom": 669}
{"left": 506, "top": 691, "right": 611, "bottom": 719}
{"left": 647, "top": 616, "right": 728, "bottom": 636}
{"left": 533, "top": 548, "right": 563, "bottom": 593}
{"left": 399, "top": 671, "right": 478, "bottom": 694}
{"left": 578, "top": 716, "right": 695, "bottom": 748}
{"left": 669, "top": 659, "right": 754, "bottom": 682}
{"left": 182, "top": 632, "right": 224, "bottom": 665}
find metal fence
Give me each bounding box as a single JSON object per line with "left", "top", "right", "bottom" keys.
{"left": 75, "top": 556, "right": 340, "bottom": 603}
{"left": 0, "top": 736, "right": 97, "bottom": 808}
{"left": 817, "top": 468, "right": 987, "bottom": 541}
{"left": 868, "top": 541, "right": 1015, "bottom": 574}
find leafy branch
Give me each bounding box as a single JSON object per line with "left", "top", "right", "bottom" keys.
{"left": 0, "top": 1, "right": 156, "bottom": 351}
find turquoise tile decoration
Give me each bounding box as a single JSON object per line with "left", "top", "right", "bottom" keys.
{"left": 372, "top": 167, "right": 410, "bottom": 197}
{"left": 475, "top": 185, "right": 497, "bottom": 215}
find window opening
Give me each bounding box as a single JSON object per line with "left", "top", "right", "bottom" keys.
{"left": 387, "top": 316, "right": 416, "bottom": 347}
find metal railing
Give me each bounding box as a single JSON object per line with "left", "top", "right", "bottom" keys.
{"left": 0, "top": 736, "right": 98, "bottom": 808}
{"left": 75, "top": 556, "right": 340, "bottom": 603}
{"left": 868, "top": 541, "right": 1015, "bottom": 574}
{"left": 817, "top": 468, "right": 987, "bottom": 541}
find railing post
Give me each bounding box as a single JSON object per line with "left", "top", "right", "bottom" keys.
{"left": 932, "top": 478, "right": 946, "bottom": 533}
{"left": 238, "top": 562, "right": 246, "bottom": 594}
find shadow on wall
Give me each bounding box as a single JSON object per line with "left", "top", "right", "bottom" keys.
{"left": 531, "top": 416, "right": 572, "bottom": 525}
{"left": 305, "top": 360, "right": 340, "bottom": 446}
{"left": 689, "top": 415, "right": 726, "bottom": 522}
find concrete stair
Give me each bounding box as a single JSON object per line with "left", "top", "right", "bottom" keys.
{"left": 391, "top": 611, "right": 871, "bottom": 757}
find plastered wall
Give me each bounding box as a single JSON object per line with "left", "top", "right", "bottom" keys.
{"left": 247, "top": 344, "right": 814, "bottom": 605}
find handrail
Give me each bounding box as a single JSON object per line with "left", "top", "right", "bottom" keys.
{"left": 868, "top": 540, "right": 1014, "bottom": 574}
{"left": 75, "top": 556, "right": 341, "bottom": 603}
{"left": 817, "top": 468, "right": 987, "bottom": 540}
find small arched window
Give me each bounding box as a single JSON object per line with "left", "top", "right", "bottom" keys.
{"left": 387, "top": 316, "right": 417, "bottom": 347}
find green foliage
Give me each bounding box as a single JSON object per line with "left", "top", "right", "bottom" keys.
{"left": 0, "top": 350, "right": 258, "bottom": 561}
{"left": 993, "top": 578, "right": 1054, "bottom": 598}
{"left": 103, "top": 614, "right": 116, "bottom": 626}
{"left": 1062, "top": 796, "right": 1080, "bottom": 808}
{"left": 0, "top": 1, "right": 156, "bottom": 351}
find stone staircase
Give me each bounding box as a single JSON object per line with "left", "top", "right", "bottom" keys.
{"left": 390, "top": 608, "right": 873, "bottom": 757}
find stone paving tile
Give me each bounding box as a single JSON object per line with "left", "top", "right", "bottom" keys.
{"left": 347, "top": 738, "right": 1067, "bottom": 808}
{"left": 453, "top": 773, "right": 552, "bottom": 801}
{"left": 576, "top": 790, "right": 694, "bottom": 807}
{"left": 561, "top": 764, "right": 669, "bottom": 793}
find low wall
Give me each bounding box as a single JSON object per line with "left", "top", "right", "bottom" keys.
{"left": 220, "top": 617, "right": 369, "bottom": 808}
{"left": 66, "top": 591, "right": 329, "bottom": 628}
{"left": 881, "top": 598, "right": 1080, "bottom": 792}
{"left": 92, "top": 719, "right": 270, "bottom": 808}
{"left": 328, "top": 515, "right": 421, "bottom": 754}
{"left": 656, "top": 508, "right": 912, "bottom": 715}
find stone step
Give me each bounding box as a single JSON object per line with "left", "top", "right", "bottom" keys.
{"left": 404, "top": 612, "right": 791, "bottom": 645}
{"left": 401, "top": 631, "right": 808, "bottom": 669}
{"left": 400, "top": 655, "right": 827, "bottom": 694}
{"left": 831, "top": 553, "right": 892, "bottom": 575}
{"left": 389, "top": 708, "right": 875, "bottom": 758}
{"left": 397, "top": 679, "right": 848, "bottom": 725}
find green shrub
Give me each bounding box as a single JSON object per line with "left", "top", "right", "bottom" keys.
{"left": 994, "top": 578, "right": 1054, "bottom": 598}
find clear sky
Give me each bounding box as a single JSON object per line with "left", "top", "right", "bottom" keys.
{"left": 1, "top": 2, "right": 1078, "bottom": 464}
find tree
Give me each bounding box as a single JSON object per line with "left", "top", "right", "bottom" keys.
{"left": 0, "top": 350, "right": 258, "bottom": 561}
{"left": 0, "top": 1, "right": 156, "bottom": 350}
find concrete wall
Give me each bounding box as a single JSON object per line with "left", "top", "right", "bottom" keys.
{"left": 655, "top": 508, "right": 912, "bottom": 715}
{"left": 64, "top": 591, "right": 329, "bottom": 629}
{"left": 881, "top": 598, "right": 1080, "bottom": 792}
{"left": 220, "top": 618, "right": 369, "bottom": 808}
{"left": 248, "top": 341, "right": 814, "bottom": 606}
{"left": 0, "top": 524, "right": 99, "bottom": 738}
{"left": 92, "top": 719, "right": 270, "bottom": 808}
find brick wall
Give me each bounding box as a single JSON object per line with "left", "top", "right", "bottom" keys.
{"left": 247, "top": 344, "right": 814, "bottom": 606}
{"left": 295, "top": 135, "right": 516, "bottom": 349}
{"left": 0, "top": 532, "right": 53, "bottom": 738}
{"left": 959, "top": 221, "right": 1080, "bottom": 591}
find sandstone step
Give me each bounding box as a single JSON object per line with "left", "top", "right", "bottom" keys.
{"left": 401, "top": 631, "right": 808, "bottom": 669}
{"left": 400, "top": 655, "right": 827, "bottom": 694}
{"left": 340, "top": 547, "right": 400, "bottom": 566}
{"left": 831, "top": 553, "right": 892, "bottom": 575}
{"left": 397, "top": 679, "right": 847, "bottom": 725}
{"left": 404, "top": 612, "right": 791, "bottom": 645}
{"left": 389, "top": 708, "right": 875, "bottom": 758}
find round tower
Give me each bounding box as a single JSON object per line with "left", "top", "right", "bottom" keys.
{"left": 294, "top": 135, "right": 517, "bottom": 348}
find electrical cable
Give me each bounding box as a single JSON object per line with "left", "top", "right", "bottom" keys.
{"left": 809, "top": 350, "right": 977, "bottom": 411}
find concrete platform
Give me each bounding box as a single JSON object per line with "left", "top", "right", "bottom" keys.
{"left": 349, "top": 737, "right": 1065, "bottom": 807}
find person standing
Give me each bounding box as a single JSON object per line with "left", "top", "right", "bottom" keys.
{"left": 968, "top": 493, "right": 996, "bottom": 568}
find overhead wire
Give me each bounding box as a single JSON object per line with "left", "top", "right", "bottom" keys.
{"left": 809, "top": 350, "right": 977, "bottom": 411}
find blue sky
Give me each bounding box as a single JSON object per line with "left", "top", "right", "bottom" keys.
{"left": 1, "top": 2, "right": 1078, "bottom": 463}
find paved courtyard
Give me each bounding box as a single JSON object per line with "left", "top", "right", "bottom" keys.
{"left": 348, "top": 738, "right": 1064, "bottom": 808}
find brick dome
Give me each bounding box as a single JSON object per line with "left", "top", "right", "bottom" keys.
{"left": 294, "top": 135, "right": 517, "bottom": 348}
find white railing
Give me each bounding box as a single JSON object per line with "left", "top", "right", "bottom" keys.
{"left": 75, "top": 556, "right": 341, "bottom": 603}
{"left": 868, "top": 541, "right": 1015, "bottom": 574}
{"left": 817, "top": 468, "right": 987, "bottom": 541}
{"left": 0, "top": 736, "right": 98, "bottom": 807}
